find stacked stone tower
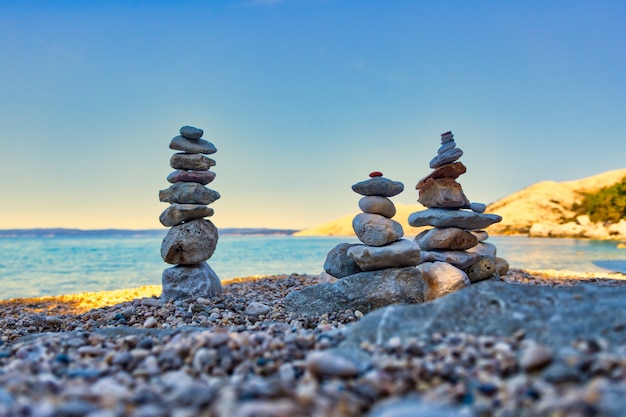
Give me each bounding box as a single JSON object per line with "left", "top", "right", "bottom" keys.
{"left": 409, "top": 131, "right": 508, "bottom": 300}
{"left": 159, "top": 126, "right": 223, "bottom": 301}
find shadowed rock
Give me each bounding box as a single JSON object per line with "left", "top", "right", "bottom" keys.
{"left": 409, "top": 208, "right": 502, "bottom": 229}
{"left": 348, "top": 239, "right": 420, "bottom": 271}
{"left": 161, "top": 219, "right": 218, "bottom": 265}
{"left": 323, "top": 243, "right": 363, "bottom": 278}
{"left": 161, "top": 262, "right": 222, "bottom": 301}
{"left": 352, "top": 177, "right": 404, "bottom": 197}
{"left": 353, "top": 213, "right": 404, "bottom": 247}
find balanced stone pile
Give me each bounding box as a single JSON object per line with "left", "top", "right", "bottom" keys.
{"left": 343, "top": 172, "right": 421, "bottom": 272}
{"left": 410, "top": 130, "right": 508, "bottom": 300}
{"left": 158, "top": 126, "right": 223, "bottom": 301}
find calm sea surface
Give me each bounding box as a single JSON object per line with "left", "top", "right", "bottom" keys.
{"left": 0, "top": 235, "right": 624, "bottom": 300}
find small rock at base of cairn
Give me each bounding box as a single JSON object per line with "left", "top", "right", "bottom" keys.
{"left": 158, "top": 126, "right": 223, "bottom": 301}
{"left": 409, "top": 131, "right": 508, "bottom": 300}
{"left": 324, "top": 172, "right": 421, "bottom": 276}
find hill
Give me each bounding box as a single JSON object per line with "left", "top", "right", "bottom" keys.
{"left": 295, "top": 168, "right": 626, "bottom": 239}
{"left": 486, "top": 168, "right": 626, "bottom": 236}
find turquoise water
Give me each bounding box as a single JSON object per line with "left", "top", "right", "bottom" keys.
{"left": 0, "top": 235, "right": 624, "bottom": 300}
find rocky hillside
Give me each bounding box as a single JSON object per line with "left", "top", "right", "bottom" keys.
{"left": 296, "top": 169, "right": 626, "bottom": 239}
{"left": 486, "top": 168, "right": 626, "bottom": 237}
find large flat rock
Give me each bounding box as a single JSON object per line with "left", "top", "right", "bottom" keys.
{"left": 342, "top": 279, "right": 626, "bottom": 351}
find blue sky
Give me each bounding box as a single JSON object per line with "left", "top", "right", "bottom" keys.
{"left": 1, "top": 0, "right": 625, "bottom": 229}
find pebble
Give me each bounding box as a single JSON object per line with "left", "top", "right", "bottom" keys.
{"left": 306, "top": 350, "right": 359, "bottom": 377}
{"left": 166, "top": 169, "right": 216, "bottom": 185}
{"left": 143, "top": 317, "right": 158, "bottom": 328}
{"left": 159, "top": 182, "right": 221, "bottom": 205}
{"left": 179, "top": 126, "right": 204, "bottom": 139}
{"left": 245, "top": 302, "right": 271, "bottom": 316}
{"left": 520, "top": 342, "right": 554, "bottom": 371}
{"left": 469, "top": 202, "right": 487, "bottom": 213}
{"left": 159, "top": 204, "right": 214, "bottom": 227}
{"left": 358, "top": 196, "right": 396, "bottom": 218}
{"left": 170, "top": 153, "right": 216, "bottom": 171}
{"left": 352, "top": 213, "right": 404, "bottom": 247}
{"left": 429, "top": 147, "right": 463, "bottom": 169}
{"left": 169, "top": 136, "right": 217, "bottom": 154}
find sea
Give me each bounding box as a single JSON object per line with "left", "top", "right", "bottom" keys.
{"left": 0, "top": 234, "right": 625, "bottom": 300}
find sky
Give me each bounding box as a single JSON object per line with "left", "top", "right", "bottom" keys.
{"left": 1, "top": 0, "right": 625, "bottom": 230}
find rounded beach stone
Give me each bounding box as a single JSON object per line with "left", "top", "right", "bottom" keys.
{"left": 161, "top": 261, "right": 222, "bottom": 301}
{"left": 179, "top": 126, "right": 204, "bottom": 139}
{"left": 161, "top": 219, "right": 218, "bottom": 265}
{"left": 470, "top": 202, "right": 487, "bottom": 213}
{"left": 369, "top": 171, "right": 383, "bottom": 177}
{"left": 429, "top": 147, "right": 463, "bottom": 169}
{"left": 464, "top": 255, "right": 497, "bottom": 283}
{"left": 441, "top": 131, "right": 454, "bottom": 142}
{"left": 159, "top": 182, "right": 220, "bottom": 205}
{"left": 352, "top": 177, "right": 404, "bottom": 197}
{"left": 159, "top": 204, "right": 214, "bottom": 227}
{"left": 418, "top": 261, "right": 470, "bottom": 302}
{"left": 414, "top": 227, "right": 478, "bottom": 251}
{"left": 352, "top": 213, "right": 404, "bottom": 247}
{"left": 437, "top": 140, "right": 456, "bottom": 155}
{"left": 170, "top": 153, "right": 216, "bottom": 171}
{"left": 169, "top": 135, "right": 217, "bottom": 154}
{"left": 471, "top": 230, "right": 489, "bottom": 242}
{"left": 418, "top": 177, "right": 470, "bottom": 209}
{"left": 466, "top": 242, "right": 497, "bottom": 258}
{"left": 167, "top": 170, "right": 216, "bottom": 185}
{"left": 347, "top": 239, "right": 420, "bottom": 271}
{"left": 245, "top": 302, "right": 271, "bottom": 316}
{"left": 323, "top": 243, "right": 362, "bottom": 278}
{"left": 419, "top": 249, "right": 481, "bottom": 269}
{"left": 495, "top": 257, "right": 509, "bottom": 275}
{"left": 358, "top": 196, "right": 396, "bottom": 218}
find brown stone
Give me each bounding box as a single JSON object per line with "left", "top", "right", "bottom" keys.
{"left": 417, "top": 178, "right": 470, "bottom": 209}
{"left": 414, "top": 227, "right": 478, "bottom": 251}
{"left": 416, "top": 162, "right": 467, "bottom": 190}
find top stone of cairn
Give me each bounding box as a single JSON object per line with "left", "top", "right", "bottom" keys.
{"left": 180, "top": 126, "right": 204, "bottom": 140}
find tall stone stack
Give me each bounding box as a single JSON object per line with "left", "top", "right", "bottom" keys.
{"left": 158, "top": 126, "right": 223, "bottom": 301}
{"left": 409, "top": 131, "right": 509, "bottom": 300}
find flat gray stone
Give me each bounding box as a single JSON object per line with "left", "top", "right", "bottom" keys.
{"left": 347, "top": 239, "right": 420, "bottom": 271}
{"left": 167, "top": 170, "right": 216, "bottom": 185}
{"left": 161, "top": 262, "right": 222, "bottom": 301}
{"left": 170, "top": 153, "right": 216, "bottom": 171}
{"left": 358, "top": 196, "right": 396, "bottom": 218}
{"left": 414, "top": 227, "right": 478, "bottom": 251}
{"left": 469, "top": 202, "right": 487, "bottom": 213}
{"left": 323, "top": 243, "right": 363, "bottom": 278}
{"left": 159, "top": 204, "right": 214, "bottom": 227}
{"left": 179, "top": 126, "right": 204, "bottom": 139}
{"left": 159, "top": 183, "right": 220, "bottom": 205}
{"left": 341, "top": 279, "right": 626, "bottom": 352}
{"left": 169, "top": 135, "right": 217, "bottom": 154}
{"left": 352, "top": 177, "right": 404, "bottom": 197}
{"left": 419, "top": 250, "right": 481, "bottom": 269}
{"left": 466, "top": 242, "right": 497, "bottom": 258}
{"left": 429, "top": 147, "right": 463, "bottom": 169}
{"left": 408, "top": 208, "right": 502, "bottom": 229}
{"left": 418, "top": 261, "right": 470, "bottom": 302}
{"left": 437, "top": 141, "right": 456, "bottom": 155}
{"left": 353, "top": 213, "right": 404, "bottom": 246}
{"left": 284, "top": 267, "right": 424, "bottom": 316}
{"left": 161, "top": 219, "right": 218, "bottom": 265}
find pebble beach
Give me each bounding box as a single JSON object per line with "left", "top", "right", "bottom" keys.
{"left": 2, "top": 270, "right": 626, "bottom": 417}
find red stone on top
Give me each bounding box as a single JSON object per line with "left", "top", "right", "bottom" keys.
{"left": 441, "top": 131, "right": 452, "bottom": 137}
{"left": 369, "top": 171, "right": 383, "bottom": 177}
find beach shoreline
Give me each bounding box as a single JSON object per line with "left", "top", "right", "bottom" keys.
{"left": 1, "top": 270, "right": 625, "bottom": 416}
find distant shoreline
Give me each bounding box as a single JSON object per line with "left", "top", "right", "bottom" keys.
{"left": 0, "top": 227, "right": 300, "bottom": 238}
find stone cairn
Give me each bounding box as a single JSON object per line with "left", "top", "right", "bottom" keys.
{"left": 409, "top": 130, "right": 508, "bottom": 301}
{"left": 158, "top": 126, "right": 223, "bottom": 301}
{"left": 339, "top": 172, "right": 421, "bottom": 273}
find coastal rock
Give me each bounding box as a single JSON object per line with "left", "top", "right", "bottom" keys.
{"left": 495, "top": 257, "right": 509, "bottom": 275}
{"left": 419, "top": 250, "right": 481, "bottom": 269}
{"left": 352, "top": 177, "right": 404, "bottom": 197}
{"left": 245, "top": 302, "right": 271, "bottom": 316}
{"left": 341, "top": 280, "right": 626, "bottom": 351}
{"left": 418, "top": 261, "right": 470, "bottom": 302}
{"left": 429, "top": 147, "right": 463, "bottom": 169}
{"left": 417, "top": 178, "right": 470, "bottom": 209}
{"left": 323, "top": 243, "right": 362, "bottom": 278}
{"left": 463, "top": 256, "right": 497, "bottom": 283}
{"left": 161, "top": 219, "right": 218, "bottom": 265}
{"left": 170, "top": 153, "right": 216, "bottom": 171}
{"left": 161, "top": 262, "right": 222, "bottom": 301}
{"left": 284, "top": 267, "right": 424, "bottom": 316}
{"left": 408, "top": 208, "right": 502, "bottom": 229}
{"left": 347, "top": 239, "right": 421, "bottom": 271}
{"left": 358, "top": 196, "right": 396, "bottom": 218}
{"left": 169, "top": 135, "right": 217, "bottom": 154}
{"left": 414, "top": 227, "right": 478, "bottom": 251}
{"left": 167, "top": 170, "right": 216, "bottom": 185}
{"left": 159, "top": 182, "right": 221, "bottom": 205}
{"left": 416, "top": 162, "right": 467, "bottom": 189}
{"left": 305, "top": 349, "right": 369, "bottom": 378}
{"left": 466, "top": 242, "right": 497, "bottom": 258}
{"left": 179, "top": 126, "right": 204, "bottom": 139}
{"left": 353, "top": 213, "right": 404, "bottom": 246}
{"left": 159, "top": 204, "right": 214, "bottom": 227}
